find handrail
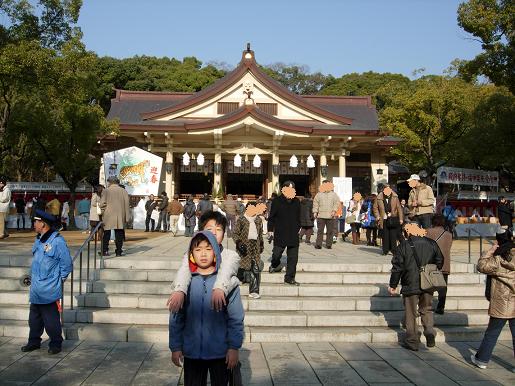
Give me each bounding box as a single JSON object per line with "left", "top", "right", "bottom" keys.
{"left": 61, "top": 221, "right": 103, "bottom": 325}
{"left": 466, "top": 227, "right": 495, "bottom": 264}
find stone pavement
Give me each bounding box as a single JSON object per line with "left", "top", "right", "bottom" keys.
{"left": 0, "top": 337, "right": 513, "bottom": 385}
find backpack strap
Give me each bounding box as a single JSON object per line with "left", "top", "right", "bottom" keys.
{"left": 407, "top": 237, "right": 422, "bottom": 271}
{"left": 435, "top": 229, "right": 446, "bottom": 242}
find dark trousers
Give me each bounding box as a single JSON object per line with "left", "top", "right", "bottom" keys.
{"left": 184, "top": 357, "right": 228, "bottom": 386}
{"left": 103, "top": 229, "right": 124, "bottom": 255}
{"left": 185, "top": 224, "right": 194, "bottom": 237}
{"left": 299, "top": 226, "right": 314, "bottom": 242}
{"left": 17, "top": 213, "right": 25, "bottom": 230}
{"left": 365, "top": 227, "right": 378, "bottom": 244}
{"left": 475, "top": 317, "right": 515, "bottom": 364}
{"left": 415, "top": 214, "right": 433, "bottom": 229}
{"left": 436, "top": 274, "right": 449, "bottom": 312}
{"left": 145, "top": 214, "right": 155, "bottom": 231}
{"left": 156, "top": 211, "right": 167, "bottom": 231}
{"left": 271, "top": 245, "right": 299, "bottom": 281}
{"left": 403, "top": 293, "right": 435, "bottom": 350}
{"left": 382, "top": 225, "right": 401, "bottom": 254}
{"left": 315, "top": 218, "right": 336, "bottom": 248}
{"left": 28, "top": 302, "right": 63, "bottom": 349}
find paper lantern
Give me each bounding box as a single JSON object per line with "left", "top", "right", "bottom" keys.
{"left": 253, "top": 154, "right": 261, "bottom": 168}
{"left": 234, "top": 154, "right": 242, "bottom": 168}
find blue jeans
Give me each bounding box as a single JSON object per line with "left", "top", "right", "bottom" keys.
{"left": 475, "top": 317, "right": 515, "bottom": 364}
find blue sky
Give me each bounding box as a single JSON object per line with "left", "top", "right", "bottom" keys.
{"left": 78, "top": 0, "right": 482, "bottom": 78}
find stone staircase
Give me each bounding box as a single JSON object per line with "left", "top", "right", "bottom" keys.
{"left": 0, "top": 252, "right": 511, "bottom": 344}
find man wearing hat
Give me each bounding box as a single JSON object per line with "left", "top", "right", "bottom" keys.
{"left": 100, "top": 176, "right": 130, "bottom": 256}
{"left": 22, "top": 209, "right": 72, "bottom": 354}
{"left": 407, "top": 174, "right": 435, "bottom": 229}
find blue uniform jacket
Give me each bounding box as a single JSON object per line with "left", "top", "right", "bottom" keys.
{"left": 30, "top": 231, "right": 73, "bottom": 304}
{"left": 169, "top": 231, "right": 245, "bottom": 359}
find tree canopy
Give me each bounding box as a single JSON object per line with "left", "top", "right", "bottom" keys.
{"left": 457, "top": 0, "right": 515, "bottom": 93}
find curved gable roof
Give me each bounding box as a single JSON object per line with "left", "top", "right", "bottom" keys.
{"left": 140, "top": 50, "right": 353, "bottom": 125}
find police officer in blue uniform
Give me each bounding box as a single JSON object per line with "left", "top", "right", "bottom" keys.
{"left": 21, "top": 209, "right": 72, "bottom": 354}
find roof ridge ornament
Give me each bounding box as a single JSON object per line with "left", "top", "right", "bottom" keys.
{"left": 243, "top": 42, "right": 254, "bottom": 61}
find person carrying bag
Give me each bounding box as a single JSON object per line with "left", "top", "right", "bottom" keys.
{"left": 408, "top": 237, "right": 447, "bottom": 293}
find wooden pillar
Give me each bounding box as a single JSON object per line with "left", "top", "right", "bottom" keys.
{"left": 338, "top": 154, "right": 346, "bottom": 177}
{"left": 271, "top": 151, "right": 279, "bottom": 194}
{"left": 213, "top": 150, "right": 222, "bottom": 198}
{"left": 319, "top": 151, "right": 327, "bottom": 185}
{"left": 371, "top": 152, "right": 388, "bottom": 194}
{"left": 165, "top": 147, "right": 174, "bottom": 198}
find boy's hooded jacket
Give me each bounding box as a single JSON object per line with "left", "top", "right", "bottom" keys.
{"left": 169, "top": 231, "right": 244, "bottom": 360}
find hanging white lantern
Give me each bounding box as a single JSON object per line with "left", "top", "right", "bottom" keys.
{"left": 234, "top": 153, "right": 242, "bottom": 168}
{"left": 253, "top": 154, "right": 261, "bottom": 168}
{"left": 197, "top": 152, "right": 205, "bottom": 166}
{"left": 306, "top": 154, "right": 315, "bottom": 168}
{"left": 289, "top": 154, "right": 298, "bottom": 168}
{"left": 182, "top": 152, "right": 190, "bottom": 166}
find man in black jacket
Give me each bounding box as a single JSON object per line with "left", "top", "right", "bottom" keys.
{"left": 388, "top": 223, "right": 444, "bottom": 351}
{"left": 156, "top": 192, "right": 169, "bottom": 232}
{"left": 144, "top": 194, "right": 157, "bottom": 232}
{"left": 497, "top": 196, "right": 513, "bottom": 230}
{"left": 267, "top": 181, "right": 301, "bottom": 286}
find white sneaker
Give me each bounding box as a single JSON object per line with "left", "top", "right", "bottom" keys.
{"left": 470, "top": 354, "right": 487, "bottom": 369}
{"left": 248, "top": 293, "right": 261, "bottom": 299}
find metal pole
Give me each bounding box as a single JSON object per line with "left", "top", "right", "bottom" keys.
{"left": 479, "top": 235, "right": 483, "bottom": 256}
{"left": 94, "top": 232, "right": 97, "bottom": 270}
{"left": 70, "top": 269, "right": 74, "bottom": 310}
{"left": 79, "top": 251, "right": 83, "bottom": 295}
{"left": 87, "top": 241, "right": 90, "bottom": 281}
{"left": 468, "top": 228, "right": 471, "bottom": 264}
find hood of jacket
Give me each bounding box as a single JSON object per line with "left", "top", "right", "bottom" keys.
{"left": 187, "top": 230, "right": 222, "bottom": 274}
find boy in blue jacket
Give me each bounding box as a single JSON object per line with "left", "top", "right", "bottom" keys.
{"left": 170, "top": 230, "right": 244, "bottom": 386}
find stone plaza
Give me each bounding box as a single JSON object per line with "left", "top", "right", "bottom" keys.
{"left": 0, "top": 232, "right": 513, "bottom": 385}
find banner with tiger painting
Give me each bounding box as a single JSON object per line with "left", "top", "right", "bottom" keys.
{"left": 103, "top": 147, "right": 163, "bottom": 196}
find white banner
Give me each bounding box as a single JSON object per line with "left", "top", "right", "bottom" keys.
{"left": 332, "top": 177, "right": 353, "bottom": 203}
{"left": 7, "top": 182, "right": 92, "bottom": 192}
{"left": 103, "top": 147, "right": 163, "bottom": 196}
{"left": 437, "top": 167, "right": 499, "bottom": 187}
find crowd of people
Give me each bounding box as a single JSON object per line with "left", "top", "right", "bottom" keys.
{"left": 2, "top": 172, "right": 514, "bottom": 383}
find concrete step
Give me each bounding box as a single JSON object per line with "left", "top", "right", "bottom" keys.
{"left": 0, "top": 318, "right": 509, "bottom": 344}
{"left": 0, "top": 266, "right": 100, "bottom": 280}
{"left": 75, "top": 292, "right": 490, "bottom": 312}
{"left": 96, "top": 268, "right": 483, "bottom": 284}
{"left": 0, "top": 304, "right": 491, "bottom": 327}
{"left": 102, "top": 258, "right": 476, "bottom": 273}
{"left": 88, "top": 280, "right": 487, "bottom": 297}
{"left": 0, "top": 278, "right": 90, "bottom": 292}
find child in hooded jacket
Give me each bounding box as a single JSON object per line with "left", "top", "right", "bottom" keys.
{"left": 167, "top": 211, "right": 241, "bottom": 312}
{"left": 170, "top": 231, "right": 244, "bottom": 386}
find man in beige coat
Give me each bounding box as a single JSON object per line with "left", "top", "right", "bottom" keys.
{"left": 407, "top": 174, "right": 435, "bottom": 229}
{"left": 101, "top": 177, "right": 130, "bottom": 256}
{"left": 313, "top": 180, "right": 341, "bottom": 249}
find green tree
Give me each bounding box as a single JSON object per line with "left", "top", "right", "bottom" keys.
{"left": 379, "top": 76, "right": 478, "bottom": 175}
{"left": 0, "top": 0, "right": 82, "bottom": 49}
{"left": 94, "top": 55, "right": 226, "bottom": 113}
{"left": 320, "top": 71, "right": 410, "bottom": 103}
{"left": 262, "top": 63, "right": 334, "bottom": 94}
{"left": 457, "top": 0, "right": 515, "bottom": 93}
{"left": 451, "top": 85, "right": 515, "bottom": 185}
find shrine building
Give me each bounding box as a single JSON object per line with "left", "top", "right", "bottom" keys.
{"left": 106, "top": 46, "right": 398, "bottom": 199}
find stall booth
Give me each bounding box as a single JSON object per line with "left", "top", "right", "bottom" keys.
{"left": 6, "top": 181, "right": 93, "bottom": 230}
{"left": 436, "top": 166, "right": 513, "bottom": 238}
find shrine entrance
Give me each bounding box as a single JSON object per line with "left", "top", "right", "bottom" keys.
{"left": 224, "top": 160, "right": 267, "bottom": 198}
{"left": 278, "top": 161, "right": 313, "bottom": 197}
{"left": 176, "top": 159, "right": 214, "bottom": 196}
